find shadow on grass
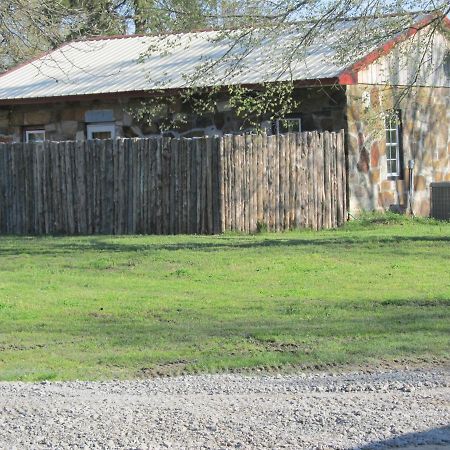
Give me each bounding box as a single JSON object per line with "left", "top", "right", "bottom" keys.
{"left": 1, "top": 298, "right": 449, "bottom": 379}
{"left": 7, "top": 301, "right": 447, "bottom": 349}
{"left": 356, "top": 425, "right": 450, "bottom": 449}
{"left": 0, "top": 233, "right": 449, "bottom": 257}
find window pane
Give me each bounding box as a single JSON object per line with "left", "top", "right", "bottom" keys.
{"left": 27, "top": 131, "right": 45, "bottom": 142}
{"left": 387, "top": 160, "right": 393, "bottom": 174}
{"left": 389, "top": 146, "right": 397, "bottom": 159}
{"left": 387, "top": 159, "right": 397, "bottom": 175}
{"left": 391, "top": 160, "right": 397, "bottom": 174}
{"left": 278, "top": 119, "right": 300, "bottom": 133}
{"left": 91, "top": 131, "right": 112, "bottom": 140}
{"left": 87, "top": 123, "right": 115, "bottom": 140}
{"left": 386, "top": 129, "right": 391, "bottom": 143}
{"left": 391, "top": 130, "right": 398, "bottom": 144}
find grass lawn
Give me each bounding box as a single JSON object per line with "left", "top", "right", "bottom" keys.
{"left": 0, "top": 214, "right": 449, "bottom": 381}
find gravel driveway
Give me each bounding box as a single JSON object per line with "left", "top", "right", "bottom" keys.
{"left": 0, "top": 368, "right": 449, "bottom": 449}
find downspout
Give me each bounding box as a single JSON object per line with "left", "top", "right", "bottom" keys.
{"left": 408, "top": 159, "right": 415, "bottom": 216}
{"left": 343, "top": 86, "right": 351, "bottom": 221}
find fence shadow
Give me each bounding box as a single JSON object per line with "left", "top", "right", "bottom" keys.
{"left": 0, "top": 232, "right": 449, "bottom": 257}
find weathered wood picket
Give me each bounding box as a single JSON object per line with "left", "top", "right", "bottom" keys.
{"left": 0, "top": 130, "right": 346, "bottom": 235}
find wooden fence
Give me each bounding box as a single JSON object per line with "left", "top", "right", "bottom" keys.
{"left": 0, "top": 130, "right": 346, "bottom": 235}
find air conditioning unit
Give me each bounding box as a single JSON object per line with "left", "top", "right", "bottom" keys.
{"left": 430, "top": 182, "right": 450, "bottom": 220}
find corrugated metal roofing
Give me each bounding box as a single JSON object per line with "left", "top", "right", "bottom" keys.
{"left": 0, "top": 15, "right": 428, "bottom": 100}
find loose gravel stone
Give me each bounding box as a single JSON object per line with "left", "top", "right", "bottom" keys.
{"left": 0, "top": 368, "right": 449, "bottom": 449}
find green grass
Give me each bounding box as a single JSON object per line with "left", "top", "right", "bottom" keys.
{"left": 0, "top": 214, "right": 449, "bottom": 381}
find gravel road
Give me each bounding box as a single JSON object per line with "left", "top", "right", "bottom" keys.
{"left": 0, "top": 368, "right": 449, "bottom": 449}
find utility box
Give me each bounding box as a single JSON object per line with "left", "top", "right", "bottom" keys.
{"left": 430, "top": 182, "right": 450, "bottom": 220}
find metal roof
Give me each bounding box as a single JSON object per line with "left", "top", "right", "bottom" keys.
{"left": 0, "top": 15, "right": 433, "bottom": 101}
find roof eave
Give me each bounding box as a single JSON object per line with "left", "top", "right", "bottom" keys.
{"left": 0, "top": 78, "right": 340, "bottom": 106}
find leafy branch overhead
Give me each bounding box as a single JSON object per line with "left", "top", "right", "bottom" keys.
{"left": 0, "top": 1, "right": 70, "bottom": 71}
{"left": 0, "top": 0, "right": 219, "bottom": 72}
{"left": 131, "top": 1, "right": 450, "bottom": 130}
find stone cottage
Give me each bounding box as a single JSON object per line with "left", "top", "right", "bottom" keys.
{"left": 0, "top": 13, "right": 449, "bottom": 217}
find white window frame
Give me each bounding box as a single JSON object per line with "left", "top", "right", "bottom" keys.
{"left": 25, "top": 129, "right": 45, "bottom": 143}
{"left": 275, "top": 118, "right": 302, "bottom": 135}
{"left": 385, "top": 112, "right": 401, "bottom": 178}
{"left": 87, "top": 123, "right": 116, "bottom": 140}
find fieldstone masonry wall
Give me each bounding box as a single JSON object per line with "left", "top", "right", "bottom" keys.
{"left": 346, "top": 84, "right": 450, "bottom": 216}
{"left": 0, "top": 99, "right": 135, "bottom": 143}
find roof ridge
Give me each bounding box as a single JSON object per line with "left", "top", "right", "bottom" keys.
{"left": 74, "top": 9, "right": 436, "bottom": 43}
{"left": 74, "top": 28, "right": 219, "bottom": 43}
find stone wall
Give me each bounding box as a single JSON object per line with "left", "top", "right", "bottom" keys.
{"left": 0, "top": 86, "right": 346, "bottom": 143}
{"left": 346, "top": 84, "right": 450, "bottom": 217}
{"left": 0, "top": 98, "right": 135, "bottom": 143}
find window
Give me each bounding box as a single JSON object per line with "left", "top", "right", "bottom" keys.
{"left": 87, "top": 123, "right": 115, "bottom": 140}
{"left": 385, "top": 111, "right": 402, "bottom": 178}
{"left": 444, "top": 51, "right": 450, "bottom": 82}
{"left": 25, "top": 130, "right": 45, "bottom": 143}
{"left": 275, "top": 118, "right": 302, "bottom": 135}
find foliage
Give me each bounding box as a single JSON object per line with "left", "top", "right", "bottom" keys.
{"left": 0, "top": 0, "right": 127, "bottom": 72}
{"left": 126, "top": 82, "right": 300, "bottom": 132}
{"left": 256, "top": 220, "right": 268, "bottom": 233}
{"left": 346, "top": 211, "right": 442, "bottom": 227}
{"left": 63, "top": 0, "right": 217, "bottom": 34}
{"left": 0, "top": 221, "right": 449, "bottom": 381}
{"left": 0, "top": 0, "right": 227, "bottom": 72}
{"left": 0, "top": 0, "right": 74, "bottom": 71}
{"left": 61, "top": 0, "right": 126, "bottom": 37}
{"left": 126, "top": 0, "right": 215, "bottom": 33}
{"left": 227, "top": 83, "right": 299, "bottom": 129}
{"left": 130, "top": 2, "right": 450, "bottom": 130}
